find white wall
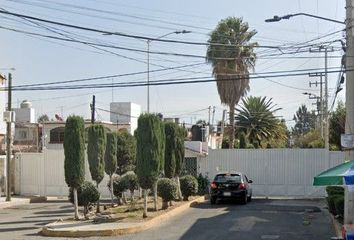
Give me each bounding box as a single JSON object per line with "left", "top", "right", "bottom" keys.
{"left": 198, "top": 149, "right": 344, "bottom": 198}
{"left": 15, "top": 149, "right": 112, "bottom": 197}
{"left": 15, "top": 148, "right": 346, "bottom": 198}
{"left": 110, "top": 102, "right": 140, "bottom": 135}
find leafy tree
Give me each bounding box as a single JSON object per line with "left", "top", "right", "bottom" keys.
{"left": 295, "top": 129, "right": 324, "bottom": 148}
{"left": 37, "top": 114, "right": 49, "bottom": 123}
{"left": 136, "top": 114, "right": 165, "bottom": 217}
{"left": 206, "top": 17, "right": 257, "bottom": 148}
{"left": 235, "top": 96, "right": 285, "bottom": 148}
{"left": 329, "top": 101, "right": 345, "bottom": 150}
{"left": 164, "top": 122, "right": 177, "bottom": 178}
{"left": 111, "top": 176, "right": 128, "bottom": 205}
{"left": 104, "top": 132, "right": 117, "bottom": 206}
{"left": 122, "top": 172, "right": 139, "bottom": 200}
{"left": 69, "top": 181, "right": 99, "bottom": 219}
{"left": 116, "top": 129, "right": 136, "bottom": 175}
{"left": 239, "top": 132, "right": 246, "bottom": 149}
{"left": 175, "top": 125, "right": 186, "bottom": 200}
{"left": 292, "top": 104, "right": 316, "bottom": 137}
{"left": 87, "top": 125, "right": 106, "bottom": 213}
{"left": 64, "top": 115, "right": 85, "bottom": 220}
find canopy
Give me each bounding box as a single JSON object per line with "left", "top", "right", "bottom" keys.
{"left": 313, "top": 160, "right": 354, "bottom": 186}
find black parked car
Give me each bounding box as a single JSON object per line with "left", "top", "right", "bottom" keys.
{"left": 209, "top": 172, "right": 253, "bottom": 204}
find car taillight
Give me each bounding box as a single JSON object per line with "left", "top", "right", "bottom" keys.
{"left": 239, "top": 183, "right": 246, "bottom": 190}
{"left": 211, "top": 182, "right": 217, "bottom": 189}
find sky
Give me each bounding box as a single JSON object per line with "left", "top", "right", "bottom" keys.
{"left": 0, "top": 0, "right": 346, "bottom": 128}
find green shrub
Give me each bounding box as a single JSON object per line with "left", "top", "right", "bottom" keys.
{"left": 157, "top": 178, "right": 177, "bottom": 209}
{"left": 334, "top": 195, "right": 344, "bottom": 217}
{"left": 69, "top": 181, "right": 99, "bottom": 217}
{"left": 180, "top": 175, "right": 198, "bottom": 201}
{"left": 121, "top": 172, "right": 139, "bottom": 198}
{"left": 326, "top": 186, "right": 344, "bottom": 196}
{"left": 112, "top": 176, "right": 129, "bottom": 198}
{"left": 327, "top": 194, "right": 343, "bottom": 215}
{"left": 197, "top": 173, "right": 209, "bottom": 195}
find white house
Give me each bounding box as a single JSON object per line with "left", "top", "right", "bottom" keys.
{"left": 110, "top": 102, "right": 141, "bottom": 135}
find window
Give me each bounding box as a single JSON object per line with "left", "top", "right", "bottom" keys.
{"left": 19, "top": 130, "right": 27, "bottom": 139}
{"left": 214, "top": 174, "right": 241, "bottom": 183}
{"left": 49, "top": 127, "right": 65, "bottom": 143}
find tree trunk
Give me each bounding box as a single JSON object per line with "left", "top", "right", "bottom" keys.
{"left": 229, "top": 104, "right": 235, "bottom": 149}
{"left": 84, "top": 206, "right": 88, "bottom": 220}
{"left": 130, "top": 190, "right": 134, "bottom": 201}
{"left": 162, "top": 200, "right": 168, "bottom": 210}
{"left": 138, "top": 187, "right": 142, "bottom": 199}
{"left": 73, "top": 187, "right": 79, "bottom": 220}
{"left": 143, "top": 189, "right": 148, "bottom": 218}
{"left": 153, "top": 181, "right": 158, "bottom": 211}
{"left": 122, "top": 192, "right": 127, "bottom": 204}
{"left": 176, "top": 176, "right": 182, "bottom": 201}
{"left": 110, "top": 175, "right": 114, "bottom": 207}
{"left": 96, "top": 182, "right": 101, "bottom": 213}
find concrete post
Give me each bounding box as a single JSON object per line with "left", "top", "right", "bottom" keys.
{"left": 345, "top": 0, "right": 354, "bottom": 224}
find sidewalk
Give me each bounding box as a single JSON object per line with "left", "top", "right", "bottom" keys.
{"left": 41, "top": 196, "right": 205, "bottom": 237}
{"left": 0, "top": 196, "right": 30, "bottom": 209}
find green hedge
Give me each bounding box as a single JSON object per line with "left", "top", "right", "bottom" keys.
{"left": 180, "top": 175, "right": 198, "bottom": 201}
{"left": 334, "top": 195, "right": 344, "bottom": 217}
{"left": 325, "top": 186, "right": 344, "bottom": 196}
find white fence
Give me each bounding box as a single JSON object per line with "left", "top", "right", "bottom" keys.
{"left": 15, "top": 149, "right": 112, "bottom": 197}
{"left": 15, "top": 148, "right": 345, "bottom": 198}
{"left": 198, "top": 149, "right": 344, "bottom": 198}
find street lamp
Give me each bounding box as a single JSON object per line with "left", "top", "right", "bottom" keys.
{"left": 265, "top": 13, "right": 344, "bottom": 25}
{"left": 146, "top": 30, "right": 191, "bottom": 113}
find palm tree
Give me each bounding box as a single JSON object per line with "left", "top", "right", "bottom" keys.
{"left": 235, "top": 96, "right": 285, "bottom": 148}
{"left": 206, "top": 17, "right": 257, "bottom": 148}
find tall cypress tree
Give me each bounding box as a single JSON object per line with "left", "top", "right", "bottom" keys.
{"left": 116, "top": 129, "right": 136, "bottom": 175}
{"left": 64, "top": 115, "right": 85, "bottom": 220}
{"left": 104, "top": 132, "right": 117, "bottom": 207}
{"left": 136, "top": 114, "right": 165, "bottom": 217}
{"left": 164, "top": 122, "right": 177, "bottom": 178}
{"left": 175, "top": 126, "right": 186, "bottom": 200}
{"left": 87, "top": 125, "right": 106, "bottom": 213}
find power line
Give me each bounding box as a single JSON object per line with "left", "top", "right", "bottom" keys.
{"left": 8, "top": 68, "right": 349, "bottom": 91}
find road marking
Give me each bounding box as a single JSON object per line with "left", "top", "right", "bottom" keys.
{"left": 261, "top": 235, "right": 280, "bottom": 239}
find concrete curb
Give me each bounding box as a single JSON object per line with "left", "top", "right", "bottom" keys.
{"left": 41, "top": 196, "right": 205, "bottom": 237}
{"left": 0, "top": 197, "right": 30, "bottom": 209}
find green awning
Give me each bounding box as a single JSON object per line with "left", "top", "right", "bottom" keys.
{"left": 313, "top": 160, "right": 354, "bottom": 186}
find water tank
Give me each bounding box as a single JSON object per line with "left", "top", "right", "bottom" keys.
{"left": 20, "top": 100, "right": 32, "bottom": 108}
{"left": 191, "top": 125, "right": 207, "bottom": 142}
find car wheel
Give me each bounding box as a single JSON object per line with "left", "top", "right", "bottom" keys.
{"left": 241, "top": 192, "right": 248, "bottom": 205}
{"left": 210, "top": 197, "right": 217, "bottom": 205}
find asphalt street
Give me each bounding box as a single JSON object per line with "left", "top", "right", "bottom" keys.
{"left": 0, "top": 199, "right": 335, "bottom": 240}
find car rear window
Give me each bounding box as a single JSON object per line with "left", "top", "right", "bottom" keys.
{"left": 214, "top": 174, "right": 241, "bottom": 183}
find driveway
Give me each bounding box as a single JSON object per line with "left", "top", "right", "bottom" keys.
{"left": 0, "top": 199, "right": 335, "bottom": 240}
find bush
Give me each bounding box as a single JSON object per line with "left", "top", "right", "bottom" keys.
{"left": 334, "top": 195, "right": 344, "bottom": 217}
{"left": 196, "top": 173, "right": 209, "bottom": 195}
{"left": 326, "top": 186, "right": 344, "bottom": 196}
{"left": 180, "top": 175, "right": 198, "bottom": 201}
{"left": 121, "top": 172, "right": 139, "bottom": 198}
{"left": 112, "top": 176, "right": 129, "bottom": 199}
{"left": 157, "top": 178, "right": 177, "bottom": 209}
{"left": 69, "top": 181, "right": 99, "bottom": 217}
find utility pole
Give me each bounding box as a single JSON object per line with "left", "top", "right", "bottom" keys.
{"left": 90, "top": 95, "right": 95, "bottom": 124}
{"left": 6, "top": 73, "right": 12, "bottom": 202}
{"left": 309, "top": 72, "right": 325, "bottom": 138}
{"left": 211, "top": 106, "right": 216, "bottom": 130}
{"left": 345, "top": 0, "right": 354, "bottom": 160}
{"left": 147, "top": 40, "right": 150, "bottom": 113}
{"left": 208, "top": 106, "right": 211, "bottom": 125}
{"left": 221, "top": 109, "right": 226, "bottom": 135}
{"left": 309, "top": 46, "right": 334, "bottom": 150}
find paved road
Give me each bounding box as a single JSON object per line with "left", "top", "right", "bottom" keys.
{"left": 0, "top": 199, "right": 335, "bottom": 240}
